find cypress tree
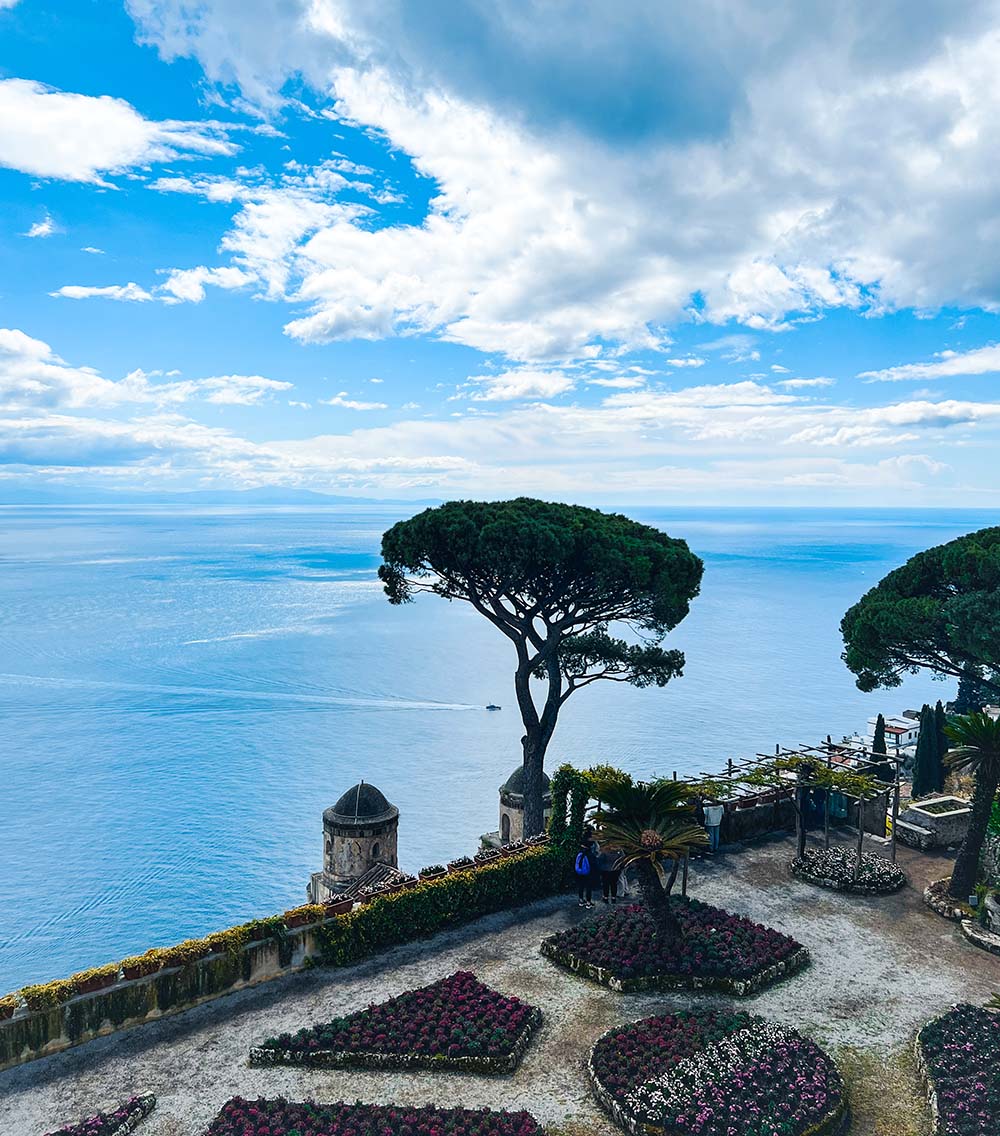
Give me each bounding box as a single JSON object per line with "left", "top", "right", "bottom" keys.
{"left": 871, "top": 713, "right": 893, "bottom": 782}
{"left": 912, "top": 703, "right": 942, "bottom": 798}
{"left": 934, "top": 700, "right": 948, "bottom": 792}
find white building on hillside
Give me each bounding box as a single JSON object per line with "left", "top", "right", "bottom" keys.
{"left": 865, "top": 715, "right": 920, "bottom": 753}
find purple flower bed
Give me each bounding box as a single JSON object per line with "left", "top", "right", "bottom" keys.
{"left": 206, "top": 1097, "right": 545, "bottom": 1136}
{"left": 918, "top": 1004, "right": 1000, "bottom": 1135}
{"left": 44, "top": 1095, "right": 155, "bottom": 1136}
{"left": 542, "top": 900, "right": 806, "bottom": 993}
{"left": 589, "top": 1011, "right": 845, "bottom": 1136}
{"left": 250, "top": 971, "right": 541, "bottom": 1072}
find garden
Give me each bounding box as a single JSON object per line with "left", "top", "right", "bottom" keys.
{"left": 248, "top": 970, "right": 541, "bottom": 1072}
{"left": 791, "top": 846, "right": 907, "bottom": 895}
{"left": 204, "top": 1098, "right": 546, "bottom": 1136}
{"left": 916, "top": 1001, "right": 1000, "bottom": 1136}
{"left": 43, "top": 1096, "right": 156, "bottom": 1136}
{"left": 588, "top": 1009, "right": 846, "bottom": 1136}
{"left": 541, "top": 898, "right": 808, "bottom": 995}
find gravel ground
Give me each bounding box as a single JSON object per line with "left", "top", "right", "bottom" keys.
{"left": 2, "top": 831, "right": 997, "bottom": 1136}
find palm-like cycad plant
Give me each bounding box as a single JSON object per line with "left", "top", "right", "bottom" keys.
{"left": 592, "top": 777, "right": 708, "bottom": 944}
{"left": 945, "top": 712, "right": 1000, "bottom": 899}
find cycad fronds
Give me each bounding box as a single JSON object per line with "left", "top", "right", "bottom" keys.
{"left": 945, "top": 712, "right": 1000, "bottom": 774}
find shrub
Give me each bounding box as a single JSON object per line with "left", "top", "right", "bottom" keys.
{"left": 281, "top": 904, "right": 325, "bottom": 927}
{"left": 20, "top": 979, "right": 78, "bottom": 1011}
{"left": 205, "top": 1098, "right": 545, "bottom": 1136}
{"left": 69, "top": 963, "right": 120, "bottom": 991}
{"left": 158, "top": 939, "right": 211, "bottom": 969}
{"left": 918, "top": 1003, "right": 1000, "bottom": 1135}
{"left": 590, "top": 1010, "right": 844, "bottom": 1136}
{"left": 542, "top": 899, "right": 805, "bottom": 993}
{"left": 43, "top": 1094, "right": 155, "bottom": 1136}
{"left": 251, "top": 970, "right": 541, "bottom": 1072}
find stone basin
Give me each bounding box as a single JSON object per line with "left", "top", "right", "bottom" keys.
{"left": 900, "top": 795, "right": 972, "bottom": 848}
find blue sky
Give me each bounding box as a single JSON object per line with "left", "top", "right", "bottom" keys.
{"left": 3, "top": 0, "right": 1000, "bottom": 503}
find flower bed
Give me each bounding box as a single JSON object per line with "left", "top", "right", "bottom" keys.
{"left": 44, "top": 1095, "right": 156, "bottom": 1136}
{"left": 589, "top": 1011, "right": 846, "bottom": 1136}
{"left": 791, "top": 847, "right": 906, "bottom": 895}
{"left": 249, "top": 970, "right": 541, "bottom": 1073}
{"left": 540, "top": 900, "right": 808, "bottom": 996}
{"left": 205, "top": 1097, "right": 545, "bottom": 1136}
{"left": 916, "top": 1003, "right": 1000, "bottom": 1135}
{"left": 924, "top": 877, "right": 976, "bottom": 922}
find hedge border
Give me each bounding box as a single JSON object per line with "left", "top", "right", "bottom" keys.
{"left": 45, "top": 1094, "right": 156, "bottom": 1136}
{"left": 539, "top": 939, "right": 810, "bottom": 997}
{"left": 790, "top": 856, "right": 907, "bottom": 896}
{"left": 586, "top": 1027, "right": 848, "bottom": 1136}
{"left": 248, "top": 1006, "right": 542, "bottom": 1074}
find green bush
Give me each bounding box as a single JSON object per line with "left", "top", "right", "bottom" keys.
{"left": 314, "top": 845, "right": 571, "bottom": 968}
{"left": 20, "top": 979, "right": 77, "bottom": 1011}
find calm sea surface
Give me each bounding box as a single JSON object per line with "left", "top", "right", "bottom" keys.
{"left": 1, "top": 505, "right": 995, "bottom": 989}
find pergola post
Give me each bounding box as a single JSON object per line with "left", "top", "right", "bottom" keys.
{"left": 855, "top": 794, "right": 865, "bottom": 881}
{"left": 890, "top": 759, "right": 901, "bottom": 864}
{"left": 824, "top": 747, "right": 832, "bottom": 850}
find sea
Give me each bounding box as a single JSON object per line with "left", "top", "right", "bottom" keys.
{"left": 0, "top": 505, "right": 995, "bottom": 990}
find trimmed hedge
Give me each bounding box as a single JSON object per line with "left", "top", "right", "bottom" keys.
{"left": 314, "top": 846, "right": 572, "bottom": 967}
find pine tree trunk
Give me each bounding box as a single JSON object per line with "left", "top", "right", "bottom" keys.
{"left": 633, "top": 858, "right": 681, "bottom": 944}
{"left": 948, "top": 762, "right": 1000, "bottom": 899}
{"left": 520, "top": 729, "right": 548, "bottom": 837}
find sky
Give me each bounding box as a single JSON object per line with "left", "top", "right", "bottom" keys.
{"left": 3, "top": 1, "right": 1000, "bottom": 504}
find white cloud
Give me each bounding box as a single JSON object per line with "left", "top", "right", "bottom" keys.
{"left": 0, "top": 78, "right": 235, "bottom": 184}
{"left": 859, "top": 343, "right": 1000, "bottom": 382}
{"left": 81, "top": 246, "right": 105, "bottom": 255}
{"left": 770, "top": 364, "right": 790, "bottom": 373}
{"left": 24, "top": 213, "right": 57, "bottom": 238}
{"left": 466, "top": 369, "right": 575, "bottom": 401}
{"left": 666, "top": 357, "right": 706, "bottom": 368}
{"left": 322, "top": 392, "right": 389, "bottom": 411}
{"left": 587, "top": 376, "right": 647, "bottom": 389}
{"left": 119, "top": 4, "right": 1000, "bottom": 367}
{"left": 51, "top": 283, "right": 155, "bottom": 302}
{"left": 0, "top": 328, "right": 290, "bottom": 410}
{"left": 774, "top": 377, "right": 835, "bottom": 389}
{"left": 0, "top": 1, "right": 20, "bottom": 8}
{"left": 159, "top": 265, "right": 255, "bottom": 303}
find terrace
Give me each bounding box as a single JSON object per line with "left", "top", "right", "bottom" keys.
{"left": 2, "top": 831, "right": 998, "bottom": 1136}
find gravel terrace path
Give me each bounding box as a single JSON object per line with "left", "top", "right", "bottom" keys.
{"left": 2, "top": 832, "right": 998, "bottom": 1136}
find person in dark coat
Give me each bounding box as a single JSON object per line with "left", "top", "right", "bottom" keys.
{"left": 597, "top": 846, "right": 625, "bottom": 903}
{"left": 575, "top": 827, "right": 598, "bottom": 908}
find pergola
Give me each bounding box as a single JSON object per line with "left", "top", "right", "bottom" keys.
{"left": 673, "top": 739, "right": 903, "bottom": 893}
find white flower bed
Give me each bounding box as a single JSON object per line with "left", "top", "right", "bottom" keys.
{"left": 792, "top": 847, "right": 906, "bottom": 895}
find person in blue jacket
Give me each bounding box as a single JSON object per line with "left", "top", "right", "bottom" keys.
{"left": 575, "top": 827, "right": 598, "bottom": 908}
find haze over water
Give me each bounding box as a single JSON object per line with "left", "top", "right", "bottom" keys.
{"left": 0, "top": 505, "right": 992, "bottom": 990}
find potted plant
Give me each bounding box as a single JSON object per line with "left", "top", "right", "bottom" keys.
{"left": 526, "top": 833, "right": 550, "bottom": 846}
{"left": 474, "top": 848, "right": 502, "bottom": 865}
{"left": 159, "top": 939, "right": 212, "bottom": 969}
{"left": 400, "top": 875, "right": 420, "bottom": 890}
{"left": 121, "top": 950, "right": 163, "bottom": 980}
{"left": 70, "top": 963, "right": 120, "bottom": 995}
{"left": 20, "top": 979, "right": 78, "bottom": 1012}
{"left": 282, "top": 904, "right": 325, "bottom": 929}
{"left": 447, "top": 855, "right": 475, "bottom": 873}
{"left": 500, "top": 839, "right": 527, "bottom": 856}
{"left": 418, "top": 864, "right": 447, "bottom": 881}
{"left": 0, "top": 994, "right": 18, "bottom": 1020}
{"left": 323, "top": 898, "right": 354, "bottom": 917}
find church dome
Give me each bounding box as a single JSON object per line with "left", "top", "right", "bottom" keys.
{"left": 324, "top": 782, "right": 398, "bottom": 827}
{"left": 500, "top": 765, "right": 552, "bottom": 798}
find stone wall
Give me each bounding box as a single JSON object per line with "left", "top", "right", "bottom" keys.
{"left": 0, "top": 923, "right": 315, "bottom": 1073}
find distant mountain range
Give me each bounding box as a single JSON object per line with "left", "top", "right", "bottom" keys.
{"left": 0, "top": 484, "right": 440, "bottom": 507}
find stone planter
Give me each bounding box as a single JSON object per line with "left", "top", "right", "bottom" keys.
{"left": 900, "top": 796, "right": 972, "bottom": 849}
{"left": 122, "top": 957, "right": 162, "bottom": 981}
{"left": 75, "top": 972, "right": 119, "bottom": 995}
{"left": 418, "top": 870, "right": 447, "bottom": 883}
{"left": 323, "top": 899, "right": 353, "bottom": 917}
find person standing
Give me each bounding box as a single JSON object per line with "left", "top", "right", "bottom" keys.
{"left": 575, "top": 828, "right": 597, "bottom": 908}
{"left": 703, "top": 800, "right": 724, "bottom": 853}
{"left": 598, "top": 846, "right": 625, "bottom": 903}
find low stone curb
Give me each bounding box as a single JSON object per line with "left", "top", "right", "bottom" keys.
{"left": 248, "top": 1008, "right": 541, "bottom": 1074}
{"left": 914, "top": 1014, "right": 944, "bottom": 1136}
{"left": 586, "top": 1031, "right": 848, "bottom": 1136}
{"left": 539, "top": 939, "right": 810, "bottom": 997}
{"left": 790, "top": 858, "right": 906, "bottom": 896}
{"left": 923, "top": 877, "right": 973, "bottom": 922}
{"left": 960, "top": 919, "right": 1000, "bottom": 956}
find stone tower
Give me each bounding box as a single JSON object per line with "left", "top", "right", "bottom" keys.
{"left": 308, "top": 781, "right": 399, "bottom": 902}
{"left": 498, "top": 765, "right": 553, "bottom": 843}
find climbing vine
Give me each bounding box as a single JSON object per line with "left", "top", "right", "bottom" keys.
{"left": 547, "top": 763, "right": 591, "bottom": 846}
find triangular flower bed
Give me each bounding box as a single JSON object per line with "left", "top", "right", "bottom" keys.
{"left": 44, "top": 1095, "right": 156, "bottom": 1136}
{"left": 541, "top": 899, "right": 808, "bottom": 995}
{"left": 916, "top": 1003, "right": 1000, "bottom": 1135}
{"left": 207, "top": 1097, "right": 546, "bottom": 1136}
{"left": 589, "top": 1010, "right": 846, "bottom": 1136}
{"left": 249, "top": 970, "right": 541, "bottom": 1073}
